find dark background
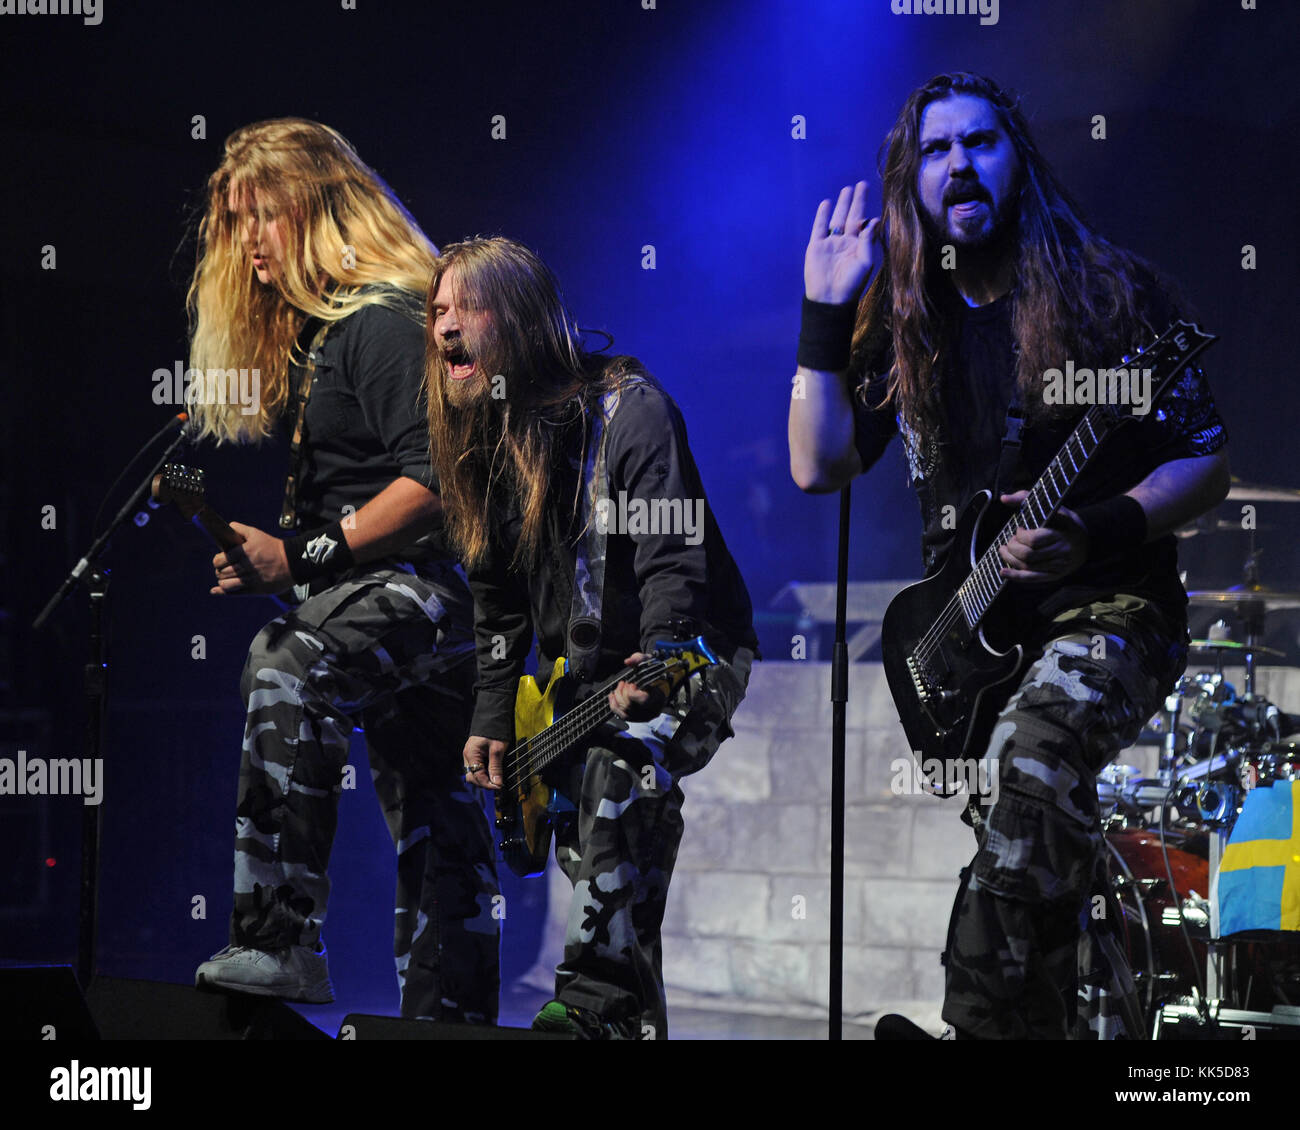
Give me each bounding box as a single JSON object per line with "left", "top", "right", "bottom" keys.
{"left": 2, "top": 0, "right": 1297, "bottom": 1010}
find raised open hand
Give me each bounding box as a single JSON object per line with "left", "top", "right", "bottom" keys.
{"left": 804, "top": 181, "right": 884, "bottom": 306}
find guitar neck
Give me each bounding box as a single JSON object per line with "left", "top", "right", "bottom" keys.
{"left": 957, "top": 404, "right": 1116, "bottom": 627}
{"left": 508, "top": 659, "right": 672, "bottom": 787}
{"left": 192, "top": 504, "right": 244, "bottom": 550}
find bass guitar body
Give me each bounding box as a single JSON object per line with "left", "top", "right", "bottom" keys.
{"left": 496, "top": 658, "right": 575, "bottom": 879}
{"left": 494, "top": 636, "right": 718, "bottom": 878}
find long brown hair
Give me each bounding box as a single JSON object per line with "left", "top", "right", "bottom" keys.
{"left": 425, "top": 237, "right": 638, "bottom": 570}
{"left": 854, "top": 72, "right": 1176, "bottom": 437}
{"left": 186, "top": 118, "right": 437, "bottom": 442}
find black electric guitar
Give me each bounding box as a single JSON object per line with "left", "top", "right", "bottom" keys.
{"left": 152, "top": 462, "right": 288, "bottom": 609}
{"left": 495, "top": 636, "right": 718, "bottom": 877}
{"left": 880, "top": 321, "right": 1217, "bottom": 795}
{"left": 151, "top": 463, "right": 245, "bottom": 550}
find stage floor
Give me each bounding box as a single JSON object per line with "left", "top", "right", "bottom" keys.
{"left": 291, "top": 984, "right": 877, "bottom": 1040}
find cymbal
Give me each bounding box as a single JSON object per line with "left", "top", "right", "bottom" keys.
{"left": 1188, "top": 638, "right": 1286, "bottom": 659}
{"left": 1187, "top": 584, "right": 1300, "bottom": 612}
{"left": 1175, "top": 517, "right": 1272, "bottom": 538}
{"left": 1227, "top": 477, "right": 1300, "bottom": 503}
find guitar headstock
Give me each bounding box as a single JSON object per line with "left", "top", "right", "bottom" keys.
{"left": 638, "top": 635, "right": 720, "bottom": 698}
{"left": 151, "top": 463, "right": 207, "bottom": 519}
{"left": 1109, "top": 320, "right": 1217, "bottom": 422}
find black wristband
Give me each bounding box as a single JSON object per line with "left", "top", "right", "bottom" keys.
{"left": 797, "top": 296, "right": 858, "bottom": 372}
{"left": 284, "top": 520, "right": 357, "bottom": 583}
{"left": 1076, "top": 495, "right": 1147, "bottom": 560}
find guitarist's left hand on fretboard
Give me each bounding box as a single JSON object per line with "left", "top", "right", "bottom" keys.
{"left": 994, "top": 491, "right": 1090, "bottom": 583}
{"left": 608, "top": 651, "right": 670, "bottom": 722}
{"left": 210, "top": 521, "right": 296, "bottom": 597}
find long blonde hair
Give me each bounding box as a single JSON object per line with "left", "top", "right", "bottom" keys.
{"left": 186, "top": 117, "right": 437, "bottom": 442}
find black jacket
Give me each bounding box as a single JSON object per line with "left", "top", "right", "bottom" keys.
{"left": 467, "top": 374, "right": 758, "bottom": 741}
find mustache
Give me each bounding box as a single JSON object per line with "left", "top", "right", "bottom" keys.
{"left": 943, "top": 182, "right": 990, "bottom": 206}
{"left": 438, "top": 339, "right": 473, "bottom": 364}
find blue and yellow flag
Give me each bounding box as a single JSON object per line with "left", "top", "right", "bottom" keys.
{"left": 1218, "top": 780, "right": 1300, "bottom": 935}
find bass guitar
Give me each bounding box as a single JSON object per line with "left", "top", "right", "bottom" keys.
{"left": 496, "top": 636, "right": 718, "bottom": 877}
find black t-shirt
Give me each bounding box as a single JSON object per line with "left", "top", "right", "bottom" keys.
{"left": 288, "top": 290, "right": 451, "bottom": 562}
{"left": 851, "top": 291, "right": 1228, "bottom": 627}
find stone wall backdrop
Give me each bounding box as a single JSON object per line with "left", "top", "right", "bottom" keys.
{"left": 518, "top": 660, "right": 1287, "bottom": 1035}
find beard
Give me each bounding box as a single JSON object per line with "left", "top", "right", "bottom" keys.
{"left": 443, "top": 364, "right": 491, "bottom": 410}
{"left": 438, "top": 329, "right": 502, "bottom": 410}
{"left": 921, "top": 184, "right": 1019, "bottom": 253}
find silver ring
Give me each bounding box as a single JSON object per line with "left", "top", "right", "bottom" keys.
{"left": 464, "top": 764, "right": 484, "bottom": 773}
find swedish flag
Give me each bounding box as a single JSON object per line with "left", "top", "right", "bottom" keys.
{"left": 1218, "top": 780, "right": 1300, "bottom": 935}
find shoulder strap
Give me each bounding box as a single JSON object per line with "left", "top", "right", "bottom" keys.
{"left": 278, "top": 316, "right": 334, "bottom": 531}
{"left": 991, "top": 384, "right": 1024, "bottom": 501}
{"left": 566, "top": 375, "right": 645, "bottom": 681}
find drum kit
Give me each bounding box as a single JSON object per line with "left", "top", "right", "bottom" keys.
{"left": 1098, "top": 478, "right": 1300, "bottom": 1036}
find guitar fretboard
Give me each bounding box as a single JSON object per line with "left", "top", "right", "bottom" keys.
{"left": 955, "top": 404, "right": 1115, "bottom": 628}
{"left": 504, "top": 659, "right": 673, "bottom": 792}
{"left": 920, "top": 320, "right": 1215, "bottom": 647}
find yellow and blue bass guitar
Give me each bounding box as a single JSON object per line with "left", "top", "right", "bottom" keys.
{"left": 496, "top": 636, "right": 718, "bottom": 877}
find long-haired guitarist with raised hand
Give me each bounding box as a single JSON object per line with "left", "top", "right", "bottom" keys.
{"left": 789, "top": 73, "right": 1230, "bottom": 1039}
{"left": 427, "top": 237, "right": 758, "bottom": 1039}
{"left": 186, "top": 118, "right": 500, "bottom": 1022}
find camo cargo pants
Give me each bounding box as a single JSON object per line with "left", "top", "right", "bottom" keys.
{"left": 942, "top": 595, "right": 1188, "bottom": 1040}
{"left": 231, "top": 561, "right": 501, "bottom": 1022}
{"left": 550, "top": 646, "right": 754, "bottom": 1039}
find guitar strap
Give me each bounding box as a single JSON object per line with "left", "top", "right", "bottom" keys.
{"left": 991, "top": 385, "right": 1025, "bottom": 501}
{"left": 278, "top": 315, "right": 333, "bottom": 532}
{"left": 566, "top": 375, "right": 643, "bottom": 683}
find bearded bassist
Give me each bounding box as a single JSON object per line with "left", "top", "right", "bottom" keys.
{"left": 428, "top": 237, "right": 758, "bottom": 1040}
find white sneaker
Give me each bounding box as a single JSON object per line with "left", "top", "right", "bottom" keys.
{"left": 195, "top": 943, "right": 334, "bottom": 1003}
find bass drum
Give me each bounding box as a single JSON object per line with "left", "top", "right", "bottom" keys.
{"left": 1108, "top": 828, "right": 1300, "bottom": 1022}
{"left": 1106, "top": 829, "right": 1209, "bottom": 1026}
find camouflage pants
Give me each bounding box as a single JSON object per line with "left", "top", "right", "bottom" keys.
{"left": 942, "top": 595, "right": 1187, "bottom": 1040}
{"left": 551, "top": 647, "right": 753, "bottom": 1039}
{"left": 230, "top": 561, "right": 501, "bottom": 1021}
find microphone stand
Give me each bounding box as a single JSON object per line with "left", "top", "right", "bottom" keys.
{"left": 33, "top": 415, "right": 191, "bottom": 989}
{"left": 829, "top": 485, "right": 850, "bottom": 1039}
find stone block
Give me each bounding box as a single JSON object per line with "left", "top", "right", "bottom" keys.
{"left": 723, "top": 802, "right": 820, "bottom": 875}
{"left": 661, "top": 935, "right": 736, "bottom": 996}
{"left": 911, "top": 802, "right": 975, "bottom": 880}
{"left": 859, "top": 878, "right": 955, "bottom": 948}
{"left": 675, "top": 871, "right": 769, "bottom": 938}
{"left": 687, "top": 728, "right": 770, "bottom": 804}
{"left": 730, "top": 940, "right": 819, "bottom": 1007}
{"left": 675, "top": 798, "right": 731, "bottom": 871}
{"left": 835, "top": 803, "right": 913, "bottom": 877}
{"left": 819, "top": 943, "right": 915, "bottom": 1015}
{"left": 764, "top": 874, "right": 862, "bottom": 944}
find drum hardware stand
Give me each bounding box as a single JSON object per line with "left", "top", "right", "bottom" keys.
{"left": 1206, "top": 824, "right": 1229, "bottom": 1001}
{"left": 1159, "top": 688, "right": 1183, "bottom": 788}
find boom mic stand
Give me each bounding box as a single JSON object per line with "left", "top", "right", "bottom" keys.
{"left": 33, "top": 413, "right": 191, "bottom": 989}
